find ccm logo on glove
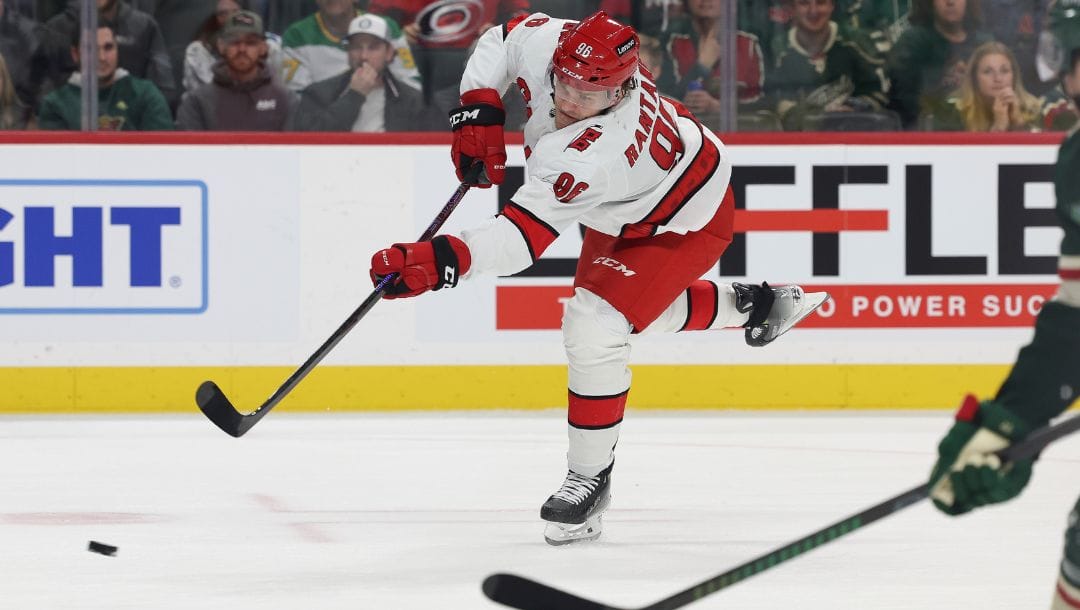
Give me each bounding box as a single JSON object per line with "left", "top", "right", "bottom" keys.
{"left": 449, "top": 88, "right": 507, "bottom": 187}
{"left": 370, "top": 235, "right": 472, "bottom": 299}
{"left": 449, "top": 108, "right": 481, "bottom": 127}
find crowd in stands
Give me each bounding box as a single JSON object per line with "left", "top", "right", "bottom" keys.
{"left": 0, "top": 0, "right": 1077, "bottom": 132}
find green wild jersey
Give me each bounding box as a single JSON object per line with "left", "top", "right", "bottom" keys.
{"left": 281, "top": 11, "right": 421, "bottom": 91}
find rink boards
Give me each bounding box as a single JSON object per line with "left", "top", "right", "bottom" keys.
{"left": 0, "top": 132, "right": 1065, "bottom": 413}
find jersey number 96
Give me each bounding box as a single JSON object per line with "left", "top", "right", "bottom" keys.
{"left": 554, "top": 172, "right": 589, "bottom": 203}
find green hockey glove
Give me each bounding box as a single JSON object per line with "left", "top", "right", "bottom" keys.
{"left": 928, "top": 395, "right": 1034, "bottom": 516}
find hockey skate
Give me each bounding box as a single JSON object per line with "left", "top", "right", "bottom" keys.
{"left": 735, "top": 282, "right": 830, "bottom": 347}
{"left": 540, "top": 463, "right": 612, "bottom": 546}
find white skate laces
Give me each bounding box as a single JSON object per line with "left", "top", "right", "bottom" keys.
{"left": 551, "top": 472, "right": 600, "bottom": 505}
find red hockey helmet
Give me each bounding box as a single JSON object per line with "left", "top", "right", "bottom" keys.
{"left": 552, "top": 11, "right": 640, "bottom": 91}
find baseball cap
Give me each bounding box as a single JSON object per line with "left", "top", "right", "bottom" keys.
{"left": 220, "top": 10, "right": 264, "bottom": 41}
{"left": 1037, "top": 0, "right": 1080, "bottom": 79}
{"left": 346, "top": 14, "right": 393, "bottom": 45}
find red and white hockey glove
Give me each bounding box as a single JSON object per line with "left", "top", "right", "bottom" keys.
{"left": 449, "top": 88, "right": 506, "bottom": 187}
{"left": 370, "top": 235, "right": 472, "bottom": 299}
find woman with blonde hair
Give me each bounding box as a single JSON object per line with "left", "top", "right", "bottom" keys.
{"left": 952, "top": 41, "right": 1043, "bottom": 131}
{"left": 0, "top": 53, "right": 30, "bottom": 130}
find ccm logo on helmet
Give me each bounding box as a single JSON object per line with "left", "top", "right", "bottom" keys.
{"left": 615, "top": 37, "right": 636, "bottom": 56}
{"left": 449, "top": 108, "right": 480, "bottom": 127}
{"left": 593, "top": 256, "right": 636, "bottom": 277}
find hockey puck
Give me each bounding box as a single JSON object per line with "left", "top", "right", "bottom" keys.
{"left": 87, "top": 541, "right": 117, "bottom": 557}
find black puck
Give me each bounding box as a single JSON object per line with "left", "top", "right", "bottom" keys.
{"left": 87, "top": 541, "right": 117, "bottom": 556}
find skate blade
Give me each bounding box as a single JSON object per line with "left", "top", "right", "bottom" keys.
{"left": 543, "top": 516, "right": 603, "bottom": 546}
{"left": 772, "top": 291, "right": 830, "bottom": 341}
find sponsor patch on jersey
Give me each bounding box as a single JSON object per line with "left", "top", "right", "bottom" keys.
{"left": 615, "top": 37, "right": 636, "bottom": 56}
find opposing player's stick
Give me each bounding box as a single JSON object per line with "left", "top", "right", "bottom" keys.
{"left": 196, "top": 170, "right": 480, "bottom": 437}
{"left": 482, "top": 411, "right": 1080, "bottom": 610}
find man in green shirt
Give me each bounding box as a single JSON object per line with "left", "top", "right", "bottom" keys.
{"left": 766, "top": 0, "right": 888, "bottom": 130}
{"left": 280, "top": 0, "right": 420, "bottom": 92}
{"left": 38, "top": 23, "right": 172, "bottom": 130}
{"left": 926, "top": 47, "right": 1080, "bottom": 610}
{"left": 739, "top": 0, "right": 909, "bottom": 65}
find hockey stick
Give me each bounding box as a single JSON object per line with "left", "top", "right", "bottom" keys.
{"left": 482, "top": 411, "right": 1080, "bottom": 610}
{"left": 196, "top": 169, "right": 480, "bottom": 437}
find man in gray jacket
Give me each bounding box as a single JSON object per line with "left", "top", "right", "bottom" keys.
{"left": 291, "top": 14, "right": 438, "bottom": 132}
{"left": 175, "top": 10, "right": 291, "bottom": 131}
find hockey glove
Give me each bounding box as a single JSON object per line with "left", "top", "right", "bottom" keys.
{"left": 928, "top": 394, "right": 1035, "bottom": 516}
{"left": 370, "top": 235, "right": 472, "bottom": 299}
{"left": 449, "top": 88, "right": 506, "bottom": 187}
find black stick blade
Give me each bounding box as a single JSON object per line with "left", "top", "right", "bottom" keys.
{"left": 195, "top": 381, "right": 248, "bottom": 438}
{"left": 482, "top": 573, "right": 621, "bottom": 610}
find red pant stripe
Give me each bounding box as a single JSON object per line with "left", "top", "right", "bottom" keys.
{"left": 568, "top": 389, "right": 628, "bottom": 429}
{"left": 501, "top": 202, "right": 559, "bottom": 262}
{"left": 1061, "top": 268, "right": 1080, "bottom": 280}
{"left": 681, "top": 280, "right": 719, "bottom": 331}
{"left": 1059, "top": 581, "right": 1080, "bottom": 609}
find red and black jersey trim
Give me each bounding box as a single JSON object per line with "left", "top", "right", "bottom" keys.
{"left": 679, "top": 280, "right": 720, "bottom": 331}
{"left": 500, "top": 202, "right": 559, "bottom": 262}
{"left": 503, "top": 14, "right": 528, "bottom": 38}
{"left": 568, "top": 389, "right": 628, "bottom": 430}
{"left": 620, "top": 99, "right": 721, "bottom": 239}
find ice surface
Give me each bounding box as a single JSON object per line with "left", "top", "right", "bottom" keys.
{"left": 0, "top": 411, "right": 1076, "bottom": 609}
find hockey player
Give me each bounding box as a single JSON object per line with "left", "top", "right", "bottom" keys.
{"left": 369, "top": 11, "right": 829, "bottom": 545}
{"left": 927, "top": 46, "right": 1080, "bottom": 609}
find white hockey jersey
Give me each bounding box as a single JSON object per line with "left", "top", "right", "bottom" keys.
{"left": 457, "top": 14, "right": 732, "bottom": 278}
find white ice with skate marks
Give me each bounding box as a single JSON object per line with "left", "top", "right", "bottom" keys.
{"left": 0, "top": 411, "right": 1076, "bottom": 609}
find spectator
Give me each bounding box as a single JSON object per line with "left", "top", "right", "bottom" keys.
{"left": 138, "top": 0, "right": 216, "bottom": 101}
{"left": 887, "top": 0, "right": 992, "bottom": 128}
{"left": 280, "top": 0, "right": 420, "bottom": 93}
{"left": 41, "top": 0, "right": 177, "bottom": 106}
{"left": 659, "top": 0, "right": 766, "bottom": 112}
{"left": 1037, "top": 0, "right": 1080, "bottom": 87}
{"left": 739, "top": 0, "right": 907, "bottom": 64}
{"left": 848, "top": 0, "right": 912, "bottom": 55}
{"left": 638, "top": 33, "right": 665, "bottom": 79}
{"left": 929, "top": 41, "right": 1044, "bottom": 130}
{"left": 175, "top": 10, "right": 291, "bottom": 130}
{"left": 599, "top": 0, "right": 683, "bottom": 36}
{"left": 366, "top": 0, "right": 529, "bottom": 112}
{"left": 766, "top": 0, "right": 889, "bottom": 130}
{"left": 0, "top": 53, "right": 32, "bottom": 129}
{"left": 0, "top": 0, "right": 44, "bottom": 109}
{"left": 1042, "top": 82, "right": 1080, "bottom": 130}
{"left": 291, "top": 14, "right": 437, "bottom": 131}
{"left": 1039, "top": 4, "right": 1080, "bottom": 130}
{"left": 183, "top": 0, "right": 283, "bottom": 94}
{"left": 982, "top": 0, "right": 1045, "bottom": 92}
{"left": 38, "top": 24, "right": 172, "bottom": 130}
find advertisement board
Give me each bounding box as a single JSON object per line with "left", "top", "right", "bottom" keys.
{"left": 0, "top": 133, "right": 1065, "bottom": 412}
